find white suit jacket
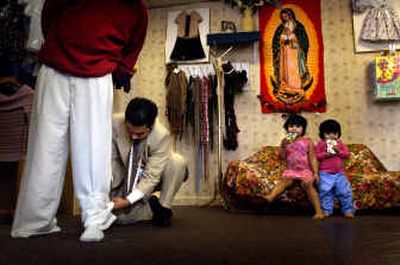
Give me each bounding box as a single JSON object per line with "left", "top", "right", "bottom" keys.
{"left": 111, "top": 113, "right": 172, "bottom": 196}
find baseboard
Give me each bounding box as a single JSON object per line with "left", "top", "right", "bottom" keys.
{"left": 70, "top": 195, "right": 222, "bottom": 216}
{"left": 172, "top": 195, "right": 222, "bottom": 206}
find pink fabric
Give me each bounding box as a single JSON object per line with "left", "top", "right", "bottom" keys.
{"left": 0, "top": 85, "right": 34, "bottom": 161}
{"left": 315, "top": 139, "right": 350, "bottom": 174}
{"left": 282, "top": 137, "right": 314, "bottom": 181}
{"left": 0, "top": 85, "right": 33, "bottom": 112}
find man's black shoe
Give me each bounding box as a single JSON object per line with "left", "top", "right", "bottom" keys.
{"left": 149, "top": 195, "right": 172, "bottom": 228}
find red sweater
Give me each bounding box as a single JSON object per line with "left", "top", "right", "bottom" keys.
{"left": 315, "top": 139, "right": 350, "bottom": 174}
{"left": 39, "top": 0, "right": 148, "bottom": 77}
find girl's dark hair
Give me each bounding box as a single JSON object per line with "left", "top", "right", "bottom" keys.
{"left": 125, "top": 97, "right": 158, "bottom": 128}
{"left": 283, "top": 114, "right": 307, "bottom": 136}
{"left": 319, "top": 119, "right": 341, "bottom": 139}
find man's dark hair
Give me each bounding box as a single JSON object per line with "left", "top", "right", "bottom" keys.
{"left": 125, "top": 97, "right": 158, "bottom": 128}
{"left": 319, "top": 119, "right": 341, "bottom": 139}
{"left": 283, "top": 114, "right": 307, "bottom": 136}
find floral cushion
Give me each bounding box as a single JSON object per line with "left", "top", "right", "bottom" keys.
{"left": 222, "top": 144, "right": 400, "bottom": 211}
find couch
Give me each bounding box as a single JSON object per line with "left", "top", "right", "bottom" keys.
{"left": 222, "top": 144, "right": 400, "bottom": 212}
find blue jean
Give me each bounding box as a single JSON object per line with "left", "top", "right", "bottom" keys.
{"left": 318, "top": 172, "right": 354, "bottom": 215}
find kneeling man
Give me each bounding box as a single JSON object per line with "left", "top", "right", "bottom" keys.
{"left": 111, "top": 97, "right": 187, "bottom": 227}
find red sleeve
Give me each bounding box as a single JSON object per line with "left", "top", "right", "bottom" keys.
{"left": 315, "top": 140, "right": 326, "bottom": 161}
{"left": 116, "top": 2, "right": 148, "bottom": 75}
{"left": 41, "top": 0, "right": 70, "bottom": 38}
{"left": 337, "top": 140, "right": 350, "bottom": 159}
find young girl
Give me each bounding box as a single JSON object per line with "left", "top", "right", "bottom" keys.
{"left": 264, "top": 114, "right": 324, "bottom": 219}
{"left": 315, "top": 119, "right": 354, "bottom": 218}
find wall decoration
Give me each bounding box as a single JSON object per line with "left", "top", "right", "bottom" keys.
{"left": 221, "top": 21, "right": 237, "bottom": 33}
{"left": 352, "top": 0, "right": 400, "bottom": 53}
{"left": 374, "top": 55, "right": 400, "bottom": 100}
{"left": 258, "top": 0, "right": 326, "bottom": 113}
{"left": 165, "top": 8, "right": 210, "bottom": 64}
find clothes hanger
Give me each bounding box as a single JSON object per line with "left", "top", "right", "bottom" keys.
{"left": 0, "top": 76, "right": 20, "bottom": 85}
{"left": 222, "top": 61, "right": 235, "bottom": 75}
{"left": 173, "top": 65, "right": 181, "bottom": 74}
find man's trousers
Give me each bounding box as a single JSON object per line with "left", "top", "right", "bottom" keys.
{"left": 11, "top": 65, "right": 115, "bottom": 237}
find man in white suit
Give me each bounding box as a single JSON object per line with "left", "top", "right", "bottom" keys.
{"left": 111, "top": 97, "right": 187, "bottom": 227}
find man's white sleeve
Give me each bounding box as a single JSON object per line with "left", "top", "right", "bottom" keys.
{"left": 126, "top": 188, "right": 145, "bottom": 204}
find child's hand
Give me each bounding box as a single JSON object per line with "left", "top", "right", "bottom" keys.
{"left": 281, "top": 138, "right": 291, "bottom": 148}
{"left": 314, "top": 174, "right": 320, "bottom": 184}
{"left": 332, "top": 144, "right": 339, "bottom": 153}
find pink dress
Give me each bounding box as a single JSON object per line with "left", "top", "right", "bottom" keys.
{"left": 282, "top": 137, "right": 314, "bottom": 181}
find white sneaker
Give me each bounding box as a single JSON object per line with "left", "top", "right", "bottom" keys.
{"left": 99, "top": 213, "right": 116, "bottom": 230}
{"left": 79, "top": 226, "right": 104, "bottom": 242}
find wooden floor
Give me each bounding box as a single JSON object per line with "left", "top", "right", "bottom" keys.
{"left": 1, "top": 206, "right": 400, "bottom": 265}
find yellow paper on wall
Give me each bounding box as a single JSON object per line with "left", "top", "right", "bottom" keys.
{"left": 375, "top": 56, "right": 400, "bottom": 100}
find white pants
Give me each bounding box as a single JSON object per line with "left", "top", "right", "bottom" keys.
{"left": 11, "top": 65, "right": 115, "bottom": 237}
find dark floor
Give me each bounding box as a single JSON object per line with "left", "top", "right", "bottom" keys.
{"left": 1, "top": 206, "right": 400, "bottom": 265}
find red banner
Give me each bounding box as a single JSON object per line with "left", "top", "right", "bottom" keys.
{"left": 258, "top": 0, "right": 326, "bottom": 113}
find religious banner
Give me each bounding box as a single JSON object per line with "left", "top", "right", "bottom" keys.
{"left": 258, "top": 0, "right": 326, "bottom": 113}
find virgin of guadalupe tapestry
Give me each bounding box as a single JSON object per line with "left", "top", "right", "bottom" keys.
{"left": 258, "top": 0, "right": 326, "bottom": 113}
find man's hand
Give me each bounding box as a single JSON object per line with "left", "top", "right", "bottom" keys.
{"left": 111, "top": 196, "right": 130, "bottom": 210}
{"left": 112, "top": 71, "right": 133, "bottom": 93}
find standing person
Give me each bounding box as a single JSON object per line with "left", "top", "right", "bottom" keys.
{"left": 264, "top": 114, "right": 324, "bottom": 219}
{"left": 11, "top": 0, "right": 148, "bottom": 242}
{"left": 111, "top": 98, "right": 188, "bottom": 227}
{"left": 315, "top": 119, "right": 354, "bottom": 218}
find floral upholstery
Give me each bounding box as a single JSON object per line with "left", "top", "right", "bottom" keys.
{"left": 222, "top": 144, "right": 400, "bottom": 211}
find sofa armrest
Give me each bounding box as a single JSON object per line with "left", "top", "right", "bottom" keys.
{"left": 345, "top": 144, "right": 387, "bottom": 173}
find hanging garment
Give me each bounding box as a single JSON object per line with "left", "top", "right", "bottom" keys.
{"left": 165, "top": 69, "right": 188, "bottom": 137}
{"left": 223, "top": 63, "right": 248, "bottom": 151}
{"left": 24, "top": 0, "right": 45, "bottom": 52}
{"left": 190, "top": 76, "right": 203, "bottom": 193}
{"left": 184, "top": 76, "right": 196, "bottom": 143}
{"left": 207, "top": 74, "right": 217, "bottom": 150}
{"left": 170, "top": 10, "right": 206, "bottom": 61}
{"left": 0, "top": 1, "right": 27, "bottom": 62}
{"left": 361, "top": 0, "right": 400, "bottom": 42}
{"left": 199, "top": 76, "right": 209, "bottom": 146}
{"left": 0, "top": 84, "right": 33, "bottom": 162}
{"left": 352, "top": 0, "right": 373, "bottom": 13}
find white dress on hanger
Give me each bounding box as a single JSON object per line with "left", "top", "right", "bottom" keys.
{"left": 360, "top": 0, "right": 400, "bottom": 42}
